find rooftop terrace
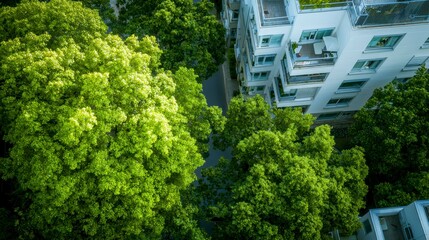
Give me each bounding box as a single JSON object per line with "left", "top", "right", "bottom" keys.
{"left": 257, "top": 0, "right": 292, "bottom": 25}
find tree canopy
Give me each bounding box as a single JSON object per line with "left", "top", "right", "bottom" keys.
{"left": 0, "top": 0, "right": 220, "bottom": 238}
{"left": 350, "top": 67, "right": 429, "bottom": 207}
{"left": 113, "top": 0, "right": 226, "bottom": 81}
{"left": 198, "top": 96, "right": 368, "bottom": 239}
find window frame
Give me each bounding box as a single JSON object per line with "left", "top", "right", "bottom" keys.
{"left": 325, "top": 97, "right": 353, "bottom": 108}
{"left": 251, "top": 71, "right": 270, "bottom": 81}
{"left": 403, "top": 56, "right": 429, "bottom": 71}
{"left": 365, "top": 34, "right": 404, "bottom": 51}
{"left": 336, "top": 79, "right": 368, "bottom": 93}
{"left": 350, "top": 59, "right": 385, "bottom": 74}
{"left": 317, "top": 111, "right": 356, "bottom": 121}
{"left": 299, "top": 28, "right": 334, "bottom": 42}
{"left": 232, "top": 10, "right": 239, "bottom": 20}
{"left": 259, "top": 34, "right": 283, "bottom": 48}
{"left": 317, "top": 112, "right": 340, "bottom": 121}
{"left": 363, "top": 219, "right": 372, "bottom": 234}
{"left": 249, "top": 86, "right": 265, "bottom": 92}
{"left": 255, "top": 54, "right": 276, "bottom": 66}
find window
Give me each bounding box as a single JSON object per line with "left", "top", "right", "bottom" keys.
{"left": 251, "top": 71, "right": 270, "bottom": 81}
{"left": 393, "top": 77, "right": 411, "bottom": 85}
{"left": 404, "top": 226, "right": 414, "bottom": 240}
{"left": 317, "top": 112, "right": 340, "bottom": 121}
{"left": 317, "top": 111, "right": 356, "bottom": 121}
{"left": 351, "top": 59, "right": 384, "bottom": 74}
{"left": 283, "top": 89, "right": 297, "bottom": 98}
{"left": 230, "top": 29, "right": 237, "bottom": 39}
{"left": 404, "top": 56, "right": 428, "bottom": 70}
{"left": 300, "top": 28, "right": 334, "bottom": 42}
{"left": 363, "top": 220, "right": 372, "bottom": 234}
{"left": 232, "top": 10, "right": 239, "bottom": 20}
{"left": 336, "top": 79, "right": 368, "bottom": 93}
{"left": 326, "top": 97, "right": 353, "bottom": 108}
{"left": 249, "top": 86, "right": 265, "bottom": 92}
{"left": 260, "top": 35, "right": 283, "bottom": 47}
{"left": 255, "top": 54, "right": 276, "bottom": 66}
{"left": 422, "top": 37, "right": 429, "bottom": 49}
{"left": 366, "top": 35, "right": 403, "bottom": 50}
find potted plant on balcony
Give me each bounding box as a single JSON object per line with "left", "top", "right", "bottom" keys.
{"left": 291, "top": 42, "right": 301, "bottom": 57}
{"left": 292, "top": 42, "right": 298, "bottom": 52}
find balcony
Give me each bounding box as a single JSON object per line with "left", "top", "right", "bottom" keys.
{"left": 257, "top": 0, "right": 292, "bottom": 26}
{"left": 228, "top": 0, "right": 240, "bottom": 10}
{"left": 297, "top": 0, "right": 349, "bottom": 11}
{"left": 349, "top": 0, "right": 429, "bottom": 27}
{"left": 273, "top": 77, "right": 318, "bottom": 103}
{"left": 281, "top": 60, "right": 328, "bottom": 85}
{"left": 289, "top": 40, "right": 338, "bottom": 68}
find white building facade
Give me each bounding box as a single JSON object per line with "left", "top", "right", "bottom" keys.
{"left": 222, "top": 0, "right": 429, "bottom": 122}
{"left": 355, "top": 200, "right": 429, "bottom": 240}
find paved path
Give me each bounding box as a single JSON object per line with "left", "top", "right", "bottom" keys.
{"left": 195, "top": 64, "right": 235, "bottom": 178}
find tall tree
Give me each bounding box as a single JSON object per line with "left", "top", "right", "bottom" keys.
{"left": 0, "top": 0, "right": 216, "bottom": 238}
{"left": 199, "top": 96, "right": 368, "bottom": 239}
{"left": 350, "top": 67, "right": 429, "bottom": 207}
{"left": 114, "top": 0, "right": 225, "bottom": 81}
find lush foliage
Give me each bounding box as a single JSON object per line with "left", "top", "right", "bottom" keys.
{"left": 114, "top": 0, "right": 225, "bottom": 81}
{"left": 199, "top": 96, "right": 368, "bottom": 239}
{"left": 0, "top": 0, "right": 220, "bottom": 238}
{"left": 298, "top": 0, "right": 347, "bottom": 9}
{"left": 351, "top": 67, "right": 429, "bottom": 207}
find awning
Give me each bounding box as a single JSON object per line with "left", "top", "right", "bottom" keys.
{"left": 323, "top": 36, "right": 339, "bottom": 52}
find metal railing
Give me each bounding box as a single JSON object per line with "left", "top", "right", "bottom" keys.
{"left": 288, "top": 44, "right": 337, "bottom": 68}
{"left": 348, "top": 0, "right": 429, "bottom": 27}
{"left": 282, "top": 60, "right": 328, "bottom": 84}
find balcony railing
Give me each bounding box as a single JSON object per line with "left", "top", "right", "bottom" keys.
{"left": 273, "top": 77, "right": 318, "bottom": 103}
{"left": 289, "top": 42, "right": 337, "bottom": 68}
{"left": 274, "top": 77, "right": 296, "bottom": 101}
{"left": 228, "top": 0, "right": 241, "bottom": 10}
{"left": 257, "top": 0, "right": 292, "bottom": 26}
{"left": 349, "top": 0, "right": 429, "bottom": 27}
{"left": 281, "top": 60, "right": 328, "bottom": 84}
{"left": 297, "top": 0, "right": 349, "bottom": 11}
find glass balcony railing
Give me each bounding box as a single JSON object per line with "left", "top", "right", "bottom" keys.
{"left": 273, "top": 77, "right": 319, "bottom": 103}
{"left": 349, "top": 0, "right": 429, "bottom": 27}
{"left": 289, "top": 42, "right": 337, "bottom": 68}
{"left": 297, "top": 0, "right": 349, "bottom": 11}
{"left": 281, "top": 60, "right": 328, "bottom": 84}
{"left": 257, "top": 0, "right": 292, "bottom": 26}
{"left": 274, "top": 77, "right": 296, "bottom": 101}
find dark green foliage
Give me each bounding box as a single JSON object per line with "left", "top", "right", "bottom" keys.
{"left": 200, "top": 95, "right": 368, "bottom": 239}
{"left": 351, "top": 67, "right": 429, "bottom": 207}
{"left": 227, "top": 47, "right": 237, "bottom": 79}
{"left": 0, "top": 1, "right": 218, "bottom": 238}
{"left": 114, "top": 0, "right": 226, "bottom": 81}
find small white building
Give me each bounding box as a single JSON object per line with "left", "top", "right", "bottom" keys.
{"left": 356, "top": 200, "right": 429, "bottom": 240}
{"left": 222, "top": 0, "right": 429, "bottom": 123}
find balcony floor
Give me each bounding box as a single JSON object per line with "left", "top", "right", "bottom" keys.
{"left": 296, "top": 44, "right": 323, "bottom": 59}
{"left": 261, "top": 0, "right": 287, "bottom": 18}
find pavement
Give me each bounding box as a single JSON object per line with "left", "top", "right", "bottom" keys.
{"left": 221, "top": 57, "right": 240, "bottom": 108}
{"left": 196, "top": 54, "right": 238, "bottom": 178}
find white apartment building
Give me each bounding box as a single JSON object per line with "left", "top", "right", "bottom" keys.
{"left": 222, "top": 0, "right": 429, "bottom": 123}
{"left": 354, "top": 200, "right": 429, "bottom": 240}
